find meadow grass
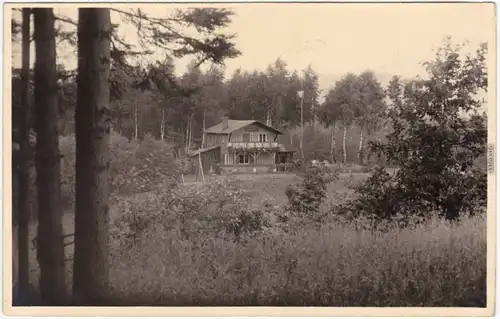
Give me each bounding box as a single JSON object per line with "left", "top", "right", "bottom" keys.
{"left": 20, "top": 172, "right": 486, "bottom": 307}
{"left": 107, "top": 213, "right": 486, "bottom": 306}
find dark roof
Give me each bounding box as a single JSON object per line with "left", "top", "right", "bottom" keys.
{"left": 187, "top": 145, "right": 221, "bottom": 157}
{"left": 204, "top": 119, "right": 283, "bottom": 135}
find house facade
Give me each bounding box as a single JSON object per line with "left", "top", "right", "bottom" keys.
{"left": 189, "top": 117, "right": 295, "bottom": 175}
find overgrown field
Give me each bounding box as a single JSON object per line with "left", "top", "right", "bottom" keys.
{"left": 107, "top": 213, "right": 486, "bottom": 306}
{"left": 184, "top": 171, "right": 368, "bottom": 207}
{"left": 21, "top": 170, "right": 486, "bottom": 307}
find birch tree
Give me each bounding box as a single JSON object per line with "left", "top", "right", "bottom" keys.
{"left": 318, "top": 95, "right": 341, "bottom": 164}
{"left": 354, "top": 70, "right": 387, "bottom": 165}
{"left": 322, "top": 73, "right": 358, "bottom": 165}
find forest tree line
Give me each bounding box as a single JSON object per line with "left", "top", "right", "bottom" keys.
{"left": 12, "top": 8, "right": 398, "bottom": 165}
{"left": 13, "top": 54, "right": 393, "bottom": 164}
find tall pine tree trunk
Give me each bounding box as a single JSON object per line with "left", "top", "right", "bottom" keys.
{"left": 357, "top": 129, "right": 364, "bottom": 165}
{"left": 330, "top": 124, "right": 337, "bottom": 164}
{"left": 33, "top": 8, "right": 66, "bottom": 305}
{"left": 17, "top": 8, "right": 32, "bottom": 302}
{"left": 342, "top": 125, "right": 347, "bottom": 165}
{"left": 73, "top": 8, "right": 111, "bottom": 305}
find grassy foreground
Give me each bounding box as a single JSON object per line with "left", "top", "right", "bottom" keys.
{"left": 106, "top": 214, "right": 486, "bottom": 306}
{"left": 19, "top": 173, "right": 486, "bottom": 307}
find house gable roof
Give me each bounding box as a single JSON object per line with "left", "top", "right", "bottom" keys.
{"left": 204, "top": 119, "right": 283, "bottom": 135}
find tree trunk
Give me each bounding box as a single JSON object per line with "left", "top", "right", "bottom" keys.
{"left": 330, "top": 124, "right": 337, "bottom": 164}
{"left": 198, "top": 152, "right": 205, "bottom": 183}
{"left": 73, "top": 8, "right": 111, "bottom": 305}
{"left": 189, "top": 114, "right": 193, "bottom": 150}
{"left": 342, "top": 125, "right": 347, "bottom": 165}
{"left": 185, "top": 115, "right": 190, "bottom": 153}
{"left": 118, "top": 114, "right": 123, "bottom": 136}
{"left": 189, "top": 114, "right": 194, "bottom": 151}
{"left": 185, "top": 115, "right": 190, "bottom": 154}
{"left": 134, "top": 93, "right": 138, "bottom": 140}
{"left": 357, "top": 130, "right": 364, "bottom": 165}
{"left": 201, "top": 107, "right": 206, "bottom": 148}
{"left": 180, "top": 118, "right": 185, "bottom": 157}
{"left": 311, "top": 96, "right": 315, "bottom": 133}
{"left": 33, "top": 8, "right": 66, "bottom": 305}
{"left": 16, "top": 8, "right": 32, "bottom": 302}
{"left": 299, "top": 86, "right": 304, "bottom": 162}
{"left": 160, "top": 108, "right": 165, "bottom": 141}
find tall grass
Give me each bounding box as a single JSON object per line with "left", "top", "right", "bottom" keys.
{"left": 18, "top": 133, "right": 486, "bottom": 307}
{"left": 107, "top": 214, "right": 486, "bottom": 307}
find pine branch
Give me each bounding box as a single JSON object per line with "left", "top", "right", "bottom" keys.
{"left": 111, "top": 8, "right": 240, "bottom": 67}
{"left": 55, "top": 14, "right": 77, "bottom": 26}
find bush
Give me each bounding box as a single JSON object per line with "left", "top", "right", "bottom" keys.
{"left": 348, "top": 41, "right": 488, "bottom": 222}
{"left": 334, "top": 167, "right": 400, "bottom": 220}
{"left": 112, "top": 133, "right": 180, "bottom": 195}
{"left": 110, "top": 176, "right": 271, "bottom": 246}
{"left": 285, "top": 161, "right": 339, "bottom": 219}
{"left": 59, "top": 131, "right": 181, "bottom": 210}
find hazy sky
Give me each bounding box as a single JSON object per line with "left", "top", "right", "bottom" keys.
{"left": 10, "top": 3, "right": 495, "bottom": 90}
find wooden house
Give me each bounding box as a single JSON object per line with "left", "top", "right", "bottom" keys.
{"left": 188, "top": 117, "right": 295, "bottom": 177}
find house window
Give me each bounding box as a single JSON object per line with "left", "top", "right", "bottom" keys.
{"left": 239, "top": 153, "right": 249, "bottom": 164}
{"left": 259, "top": 133, "right": 267, "bottom": 142}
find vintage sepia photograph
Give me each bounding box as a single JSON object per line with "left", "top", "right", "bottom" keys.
{"left": 5, "top": 1, "right": 496, "bottom": 316}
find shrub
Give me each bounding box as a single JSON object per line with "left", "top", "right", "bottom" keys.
{"left": 350, "top": 41, "right": 488, "bottom": 222}
{"left": 110, "top": 176, "right": 271, "bottom": 246}
{"left": 285, "top": 162, "right": 339, "bottom": 219}
{"left": 59, "top": 131, "right": 181, "bottom": 210}
{"left": 112, "top": 133, "right": 180, "bottom": 194}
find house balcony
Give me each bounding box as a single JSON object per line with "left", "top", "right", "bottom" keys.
{"left": 227, "top": 141, "right": 280, "bottom": 151}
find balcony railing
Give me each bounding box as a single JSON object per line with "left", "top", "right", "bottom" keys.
{"left": 227, "top": 141, "right": 279, "bottom": 150}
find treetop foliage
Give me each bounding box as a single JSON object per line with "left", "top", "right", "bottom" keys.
{"left": 344, "top": 40, "right": 488, "bottom": 222}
